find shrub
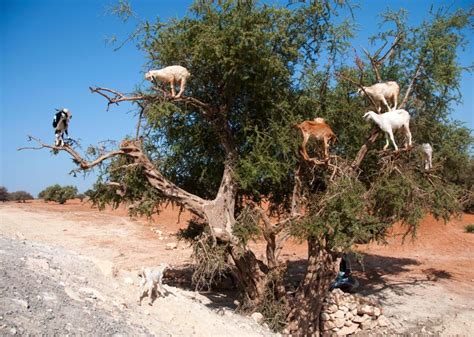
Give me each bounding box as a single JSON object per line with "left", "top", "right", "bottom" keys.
{"left": 0, "top": 186, "right": 9, "bottom": 202}
{"left": 9, "top": 191, "right": 34, "bottom": 203}
{"left": 465, "top": 224, "right": 474, "bottom": 233}
{"left": 38, "top": 184, "right": 78, "bottom": 204}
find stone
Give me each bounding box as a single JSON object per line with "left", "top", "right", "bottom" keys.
{"left": 334, "top": 310, "right": 345, "bottom": 318}
{"left": 377, "top": 315, "right": 390, "bottom": 327}
{"left": 351, "top": 308, "right": 358, "bottom": 316}
{"left": 344, "top": 320, "right": 353, "bottom": 327}
{"left": 345, "top": 311, "right": 354, "bottom": 320}
{"left": 13, "top": 299, "right": 29, "bottom": 309}
{"left": 353, "top": 314, "right": 370, "bottom": 323}
{"left": 374, "top": 307, "right": 381, "bottom": 316}
{"left": 340, "top": 305, "right": 349, "bottom": 313}
{"left": 336, "top": 323, "right": 358, "bottom": 336}
{"left": 165, "top": 243, "right": 177, "bottom": 250}
{"left": 358, "top": 304, "right": 374, "bottom": 316}
{"left": 123, "top": 277, "right": 134, "bottom": 285}
{"left": 326, "top": 304, "right": 338, "bottom": 313}
{"left": 360, "top": 320, "right": 375, "bottom": 330}
{"left": 322, "top": 320, "right": 336, "bottom": 331}
{"left": 251, "top": 312, "right": 264, "bottom": 324}
{"left": 334, "top": 317, "right": 346, "bottom": 328}
{"left": 321, "top": 312, "right": 331, "bottom": 321}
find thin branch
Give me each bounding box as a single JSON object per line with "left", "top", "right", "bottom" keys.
{"left": 362, "top": 48, "right": 382, "bottom": 83}
{"left": 399, "top": 60, "right": 423, "bottom": 109}
{"left": 89, "top": 87, "right": 147, "bottom": 110}
{"left": 351, "top": 128, "right": 380, "bottom": 169}
{"left": 337, "top": 72, "right": 379, "bottom": 109}
{"left": 18, "top": 135, "right": 124, "bottom": 170}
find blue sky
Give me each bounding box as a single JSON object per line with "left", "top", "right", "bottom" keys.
{"left": 1, "top": 0, "right": 472, "bottom": 196}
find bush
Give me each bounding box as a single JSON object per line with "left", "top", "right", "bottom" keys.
{"left": 0, "top": 186, "right": 9, "bottom": 202}
{"left": 38, "top": 184, "right": 78, "bottom": 204}
{"left": 77, "top": 193, "right": 86, "bottom": 202}
{"left": 465, "top": 224, "right": 474, "bottom": 233}
{"left": 9, "top": 191, "right": 34, "bottom": 203}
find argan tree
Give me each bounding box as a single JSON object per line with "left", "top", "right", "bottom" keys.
{"left": 0, "top": 186, "right": 9, "bottom": 202}
{"left": 21, "top": 1, "right": 472, "bottom": 334}
{"left": 38, "top": 184, "right": 78, "bottom": 204}
{"left": 9, "top": 191, "right": 34, "bottom": 203}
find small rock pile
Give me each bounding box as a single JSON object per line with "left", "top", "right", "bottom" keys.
{"left": 320, "top": 289, "right": 390, "bottom": 336}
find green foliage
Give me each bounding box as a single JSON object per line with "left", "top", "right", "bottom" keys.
{"left": 88, "top": 155, "right": 165, "bottom": 217}
{"left": 77, "top": 193, "right": 86, "bottom": 202}
{"left": 293, "top": 175, "right": 384, "bottom": 250}
{"left": 9, "top": 191, "right": 34, "bottom": 203}
{"left": 38, "top": 184, "right": 77, "bottom": 204}
{"left": 176, "top": 218, "right": 206, "bottom": 242}
{"left": 0, "top": 186, "right": 9, "bottom": 202}
{"left": 465, "top": 224, "right": 474, "bottom": 233}
{"left": 233, "top": 206, "right": 261, "bottom": 246}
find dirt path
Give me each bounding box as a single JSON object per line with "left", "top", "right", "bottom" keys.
{"left": 0, "top": 203, "right": 274, "bottom": 337}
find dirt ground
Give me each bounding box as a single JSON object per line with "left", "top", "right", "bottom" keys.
{"left": 1, "top": 200, "right": 473, "bottom": 336}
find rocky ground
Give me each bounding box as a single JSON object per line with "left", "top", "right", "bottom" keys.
{"left": 0, "top": 235, "right": 274, "bottom": 337}
{"left": 1, "top": 201, "right": 473, "bottom": 336}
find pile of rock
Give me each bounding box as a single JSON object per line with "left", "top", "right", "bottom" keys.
{"left": 320, "top": 289, "right": 390, "bottom": 336}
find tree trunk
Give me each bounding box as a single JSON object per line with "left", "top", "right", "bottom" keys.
{"left": 230, "top": 247, "right": 270, "bottom": 307}
{"left": 287, "top": 237, "right": 338, "bottom": 336}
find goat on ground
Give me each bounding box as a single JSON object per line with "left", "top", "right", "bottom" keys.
{"left": 358, "top": 81, "right": 399, "bottom": 113}
{"left": 363, "top": 109, "right": 412, "bottom": 151}
{"left": 138, "top": 263, "right": 169, "bottom": 306}
{"left": 295, "top": 118, "right": 337, "bottom": 162}
{"left": 145, "top": 65, "right": 190, "bottom": 98}
{"left": 52, "top": 108, "right": 72, "bottom": 147}
{"left": 421, "top": 143, "right": 433, "bottom": 170}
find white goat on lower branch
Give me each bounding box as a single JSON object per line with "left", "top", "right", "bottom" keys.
{"left": 363, "top": 109, "right": 412, "bottom": 151}
{"left": 145, "top": 65, "right": 190, "bottom": 98}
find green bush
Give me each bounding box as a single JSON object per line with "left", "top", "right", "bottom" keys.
{"left": 465, "top": 224, "right": 474, "bottom": 233}
{"left": 0, "top": 186, "right": 9, "bottom": 202}
{"left": 38, "top": 184, "right": 78, "bottom": 204}
{"left": 9, "top": 191, "right": 34, "bottom": 203}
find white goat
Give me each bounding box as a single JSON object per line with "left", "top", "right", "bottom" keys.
{"left": 421, "top": 143, "right": 433, "bottom": 170}
{"left": 363, "top": 109, "right": 412, "bottom": 151}
{"left": 145, "top": 65, "right": 190, "bottom": 98}
{"left": 52, "top": 108, "right": 72, "bottom": 146}
{"left": 137, "top": 263, "right": 169, "bottom": 306}
{"left": 358, "top": 81, "right": 400, "bottom": 113}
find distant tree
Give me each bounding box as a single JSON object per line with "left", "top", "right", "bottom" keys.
{"left": 0, "top": 186, "right": 9, "bottom": 202}
{"left": 38, "top": 184, "right": 78, "bottom": 204}
{"left": 9, "top": 191, "right": 34, "bottom": 203}
{"left": 77, "top": 193, "right": 86, "bottom": 202}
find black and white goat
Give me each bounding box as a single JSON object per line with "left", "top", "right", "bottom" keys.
{"left": 52, "top": 108, "right": 72, "bottom": 146}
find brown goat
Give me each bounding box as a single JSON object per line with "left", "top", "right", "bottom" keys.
{"left": 295, "top": 119, "right": 337, "bottom": 162}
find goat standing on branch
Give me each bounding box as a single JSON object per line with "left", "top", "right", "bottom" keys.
{"left": 145, "top": 65, "right": 190, "bottom": 98}
{"left": 52, "top": 108, "right": 72, "bottom": 146}
{"left": 421, "top": 143, "right": 433, "bottom": 170}
{"left": 363, "top": 109, "right": 412, "bottom": 151}
{"left": 295, "top": 118, "right": 337, "bottom": 162}
{"left": 358, "top": 81, "right": 400, "bottom": 113}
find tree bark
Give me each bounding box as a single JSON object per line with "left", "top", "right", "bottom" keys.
{"left": 230, "top": 247, "right": 269, "bottom": 306}
{"left": 287, "top": 237, "right": 338, "bottom": 336}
